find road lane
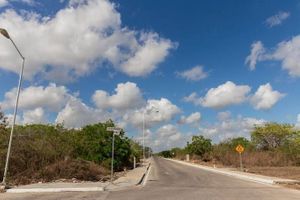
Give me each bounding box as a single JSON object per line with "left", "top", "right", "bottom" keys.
{"left": 108, "top": 157, "right": 300, "bottom": 200}
{"left": 1, "top": 157, "right": 300, "bottom": 200}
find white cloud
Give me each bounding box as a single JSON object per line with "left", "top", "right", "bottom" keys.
{"left": 183, "top": 92, "right": 202, "bottom": 106}
{"left": 123, "top": 98, "right": 180, "bottom": 129}
{"left": 250, "top": 83, "right": 285, "bottom": 110}
{"left": 153, "top": 124, "right": 188, "bottom": 151}
{"left": 296, "top": 114, "right": 300, "bottom": 129}
{"left": 119, "top": 32, "right": 176, "bottom": 77}
{"left": 217, "top": 111, "right": 231, "bottom": 121}
{"left": 6, "top": 113, "right": 21, "bottom": 125}
{"left": 185, "top": 81, "right": 251, "bottom": 109}
{"left": 265, "top": 11, "right": 290, "bottom": 28}
{"left": 0, "top": 0, "right": 175, "bottom": 81}
{"left": 0, "top": 0, "right": 8, "bottom": 7}
{"left": 0, "top": 83, "right": 71, "bottom": 112}
{"left": 92, "top": 82, "right": 144, "bottom": 110}
{"left": 177, "top": 65, "right": 208, "bottom": 81}
{"left": 55, "top": 97, "right": 110, "bottom": 128}
{"left": 245, "top": 41, "right": 265, "bottom": 70}
{"left": 271, "top": 36, "right": 300, "bottom": 77}
{"left": 178, "top": 112, "right": 201, "bottom": 125}
{"left": 246, "top": 36, "right": 300, "bottom": 77}
{"left": 200, "top": 115, "right": 265, "bottom": 142}
{"left": 23, "top": 107, "right": 46, "bottom": 124}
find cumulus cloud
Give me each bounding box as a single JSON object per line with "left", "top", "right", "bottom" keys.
{"left": 217, "top": 111, "right": 231, "bottom": 121}
{"left": 245, "top": 41, "right": 265, "bottom": 70}
{"left": 152, "top": 124, "right": 189, "bottom": 151}
{"left": 56, "top": 97, "right": 110, "bottom": 128}
{"left": 23, "top": 107, "right": 46, "bottom": 124}
{"left": 250, "top": 83, "right": 285, "bottom": 110}
{"left": 0, "top": 0, "right": 8, "bottom": 7}
{"left": 0, "top": 83, "right": 71, "bottom": 112}
{"left": 123, "top": 98, "right": 180, "bottom": 129}
{"left": 271, "top": 36, "right": 300, "bottom": 77}
{"left": 6, "top": 113, "right": 21, "bottom": 125}
{"left": 0, "top": 0, "right": 175, "bottom": 81}
{"left": 296, "top": 114, "right": 300, "bottom": 129}
{"left": 265, "top": 11, "right": 290, "bottom": 28}
{"left": 185, "top": 81, "right": 251, "bottom": 109}
{"left": 178, "top": 112, "right": 201, "bottom": 125}
{"left": 92, "top": 82, "right": 144, "bottom": 111}
{"left": 120, "top": 33, "right": 176, "bottom": 77}
{"left": 177, "top": 65, "right": 208, "bottom": 81}
{"left": 183, "top": 92, "right": 202, "bottom": 106}
{"left": 200, "top": 115, "right": 265, "bottom": 142}
{"left": 246, "top": 36, "right": 300, "bottom": 77}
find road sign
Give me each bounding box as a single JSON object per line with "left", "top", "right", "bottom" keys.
{"left": 113, "top": 130, "right": 120, "bottom": 135}
{"left": 235, "top": 144, "right": 244, "bottom": 154}
{"left": 106, "top": 127, "right": 122, "bottom": 132}
{"left": 106, "top": 126, "right": 122, "bottom": 182}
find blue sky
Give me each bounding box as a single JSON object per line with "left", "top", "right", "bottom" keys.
{"left": 1, "top": 0, "right": 300, "bottom": 151}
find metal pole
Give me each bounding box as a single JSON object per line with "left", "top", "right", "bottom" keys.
{"left": 142, "top": 111, "right": 145, "bottom": 161}
{"left": 110, "top": 133, "right": 115, "bottom": 182}
{"left": 2, "top": 37, "right": 25, "bottom": 186}
{"left": 239, "top": 152, "right": 243, "bottom": 171}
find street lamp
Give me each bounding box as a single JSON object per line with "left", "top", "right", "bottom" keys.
{"left": 0, "top": 28, "right": 25, "bottom": 187}
{"left": 142, "top": 107, "right": 159, "bottom": 161}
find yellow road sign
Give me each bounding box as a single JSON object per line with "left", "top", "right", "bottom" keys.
{"left": 235, "top": 144, "right": 244, "bottom": 154}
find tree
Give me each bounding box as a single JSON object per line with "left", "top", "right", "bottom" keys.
{"left": 219, "top": 137, "right": 251, "bottom": 151}
{"left": 251, "top": 123, "right": 295, "bottom": 150}
{"left": 157, "top": 150, "right": 172, "bottom": 158}
{"left": 186, "top": 135, "right": 212, "bottom": 157}
{"left": 0, "top": 108, "right": 8, "bottom": 130}
{"left": 281, "top": 130, "right": 300, "bottom": 164}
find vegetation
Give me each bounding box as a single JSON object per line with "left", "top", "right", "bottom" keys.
{"left": 158, "top": 122, "right": 300, "bottom": 167}
{"left": 0, "top": 110, "right": 144, "bottom": 185}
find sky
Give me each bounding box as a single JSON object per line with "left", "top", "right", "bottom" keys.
{"left": 1, "top": 0, "right": 300, "bottom": 151}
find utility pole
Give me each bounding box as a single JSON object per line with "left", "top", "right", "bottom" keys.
{"left": 0, "top": 28, "right": 25, "bottom": 187}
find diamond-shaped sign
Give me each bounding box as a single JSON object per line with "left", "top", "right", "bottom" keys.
{"left": 235, "top": 144, "right": 244, "bottom": 154}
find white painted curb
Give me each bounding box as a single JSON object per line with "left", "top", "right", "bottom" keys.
{"left": 166, "top": 158, "right": 277, "bottom": 185}
{"left": 142, "top": 165, "right": 152, "bottom": 186}
{"left": 6, "top": 187, "right": 104, "bottom": 193}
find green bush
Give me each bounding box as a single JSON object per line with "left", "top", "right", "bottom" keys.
{"left": 0, "top": 114, "right": 144, "bottom": 183}
{"left": 186, "top": 135, "right": 212, "bottom": 158}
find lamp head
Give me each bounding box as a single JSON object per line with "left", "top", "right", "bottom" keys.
{"left": 0, "top": 28, "right": 10, "bottom": 39}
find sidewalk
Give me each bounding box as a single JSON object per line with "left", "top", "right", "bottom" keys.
{"left": 166, "top": 158, "right": 300, "bottom": 185}
{"left": 5, "top": 160, "right": 151, "bottom": 193}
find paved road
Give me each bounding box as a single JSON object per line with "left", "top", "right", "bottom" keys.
{"left": 1, "top": 157, "right": 300, "bottom": 200}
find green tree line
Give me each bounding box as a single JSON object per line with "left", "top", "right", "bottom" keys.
{"left": 0, "top": 110, "right": 146, "bottom": 184}
{"left": 158, "top": 122, "right": 300, "bottom": 167}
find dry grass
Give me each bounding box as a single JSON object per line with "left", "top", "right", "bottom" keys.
{"left": 212, "top": 150, "right": 297, "bottom": 167}
{"left": 247, "top": 167, "right": 300, "bottom": 181}
{"left": 9, "top": 159, "right": 110, "bottom": 185}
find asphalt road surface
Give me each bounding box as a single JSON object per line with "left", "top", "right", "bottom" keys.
{"left": 1, "top": 157, "right": 300, "bottom": 200}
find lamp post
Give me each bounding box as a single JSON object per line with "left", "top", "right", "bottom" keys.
{"left": 0, "top": 28, "right": 25, "bottom": 187}
{"left": 142, "top": 107, "right": 159, "bottom": 161}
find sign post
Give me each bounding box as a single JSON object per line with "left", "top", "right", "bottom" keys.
{"left": 235, "top": 144, "right": 244, "bottom": 171}
{"left": 106, "top": 127, "right": 121, "bottom": 182}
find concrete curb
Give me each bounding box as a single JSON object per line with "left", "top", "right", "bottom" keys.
{"left": 104, "top": 161, "right": 152, "bottom": 191}
{"left": 6, "top": 187, "right": 104, "bottom": 193}
{"left": 166, "top": 158, "right": 299, "bottom": 185}
{"left": 140, "top": 163, "right": 151, "bottom": 186}
{"left": 5, "top": 161, "right": 152, "bottom": 194}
